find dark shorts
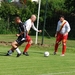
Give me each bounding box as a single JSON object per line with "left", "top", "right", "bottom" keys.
{"left": 16, "top": 37, "right": 25, "bottom": 45}
{"left": 16, "top": 35, "right": 32, "bottom": 45}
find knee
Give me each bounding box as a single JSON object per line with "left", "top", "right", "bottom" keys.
{"left": 28, "top": 40, "right": 33, "bottom": 44}
{"left": 11, "top": 42, "right": 17, "bottom": 48}
{"left": 11, "top": 42, "right": 14, "bottom": 46}
{"left": 63, "top": 42, "right": 66, "bottom": 46}
{"left": 62, "top": 40, "right": 66, "bottom": 45}
{"left": 56, "top": 41, "right": 59, "bottom": 44}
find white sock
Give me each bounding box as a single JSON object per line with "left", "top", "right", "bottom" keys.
{"left": 8, "top": 50, "right": 12, "bottom": 55}
{"left": 16, "top": 48, "right": 21, "bottom": 54}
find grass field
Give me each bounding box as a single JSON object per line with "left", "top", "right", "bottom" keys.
{"left": 0, "top": 34, "right": 75, "bottom": 75}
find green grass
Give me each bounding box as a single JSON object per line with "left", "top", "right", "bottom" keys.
{"left": 0, "top": 35, "right": 75, "bottom": 75}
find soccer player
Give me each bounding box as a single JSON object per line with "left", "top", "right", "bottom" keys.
{"left": 23, "top": 14, "right": 42, "bottom": 56}
{"left": 6, "top": 17, "right": 27, "bottom": 57}
{"left": 54, "top": 15, "right": 71, "bottom": 56}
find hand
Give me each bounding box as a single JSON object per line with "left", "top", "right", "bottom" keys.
{"left": 55, "top": 33, "right": 57, "bottom": 37}
{"left": 16, "top": 34, "right": 20, "bottom": 37}
{"left": 38, "top": 30, "right": 42, "bottom": 33}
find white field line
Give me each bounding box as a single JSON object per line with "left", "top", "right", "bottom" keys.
{"left": 40, "top": 71, "right": 75, "bottom": 75}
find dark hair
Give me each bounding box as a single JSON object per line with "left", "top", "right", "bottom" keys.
{"left": 59, "top": 15, "right": 65, "bottom": 19}
{"left": 15, "top": 17, "right": 21, "bottom": 21}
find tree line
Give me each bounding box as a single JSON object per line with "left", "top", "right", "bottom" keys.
{"left": 0, "top": 0, "right": 75, "bottom": 37}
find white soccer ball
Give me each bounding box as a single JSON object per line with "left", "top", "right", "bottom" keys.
{"left": 44, "top": 51, "right": 49, "bottom": 57}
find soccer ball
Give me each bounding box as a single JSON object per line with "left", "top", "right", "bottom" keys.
{"left": 44, "top": 51, "right": 49, "bottom": 57}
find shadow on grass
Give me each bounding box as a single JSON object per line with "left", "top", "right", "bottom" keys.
{"left": 31, "top": 51, "right": 44, "bottom": 54}
{"left": 0, "top": 52, "right": 7, "bottom": 56}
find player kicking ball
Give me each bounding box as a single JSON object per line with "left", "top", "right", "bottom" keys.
{"left": 23, "top": 14, "right": 42, "bottom": 56}
{"left": 6, "top": 17, "right": 27, "bottom": 57}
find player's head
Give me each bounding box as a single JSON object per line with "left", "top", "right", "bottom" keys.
{"left": 31, "top": 15, "right": 36, "bottom": 22}
{"left": 59, "top": 15, "right": 65, "bottom": 22}
{"left": 15, "top": 17, "right": 21, "bottom": 24}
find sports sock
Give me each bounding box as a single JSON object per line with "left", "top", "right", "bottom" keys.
{"left": 16, "top": 48, "right": 21, "bottom": 54}
{"left": 8, "top": 50, "right": 12, "bottom": 55}
{"left": 24, "top": 43, "right": 31, "bottom": 52}
{"left": 55, "top": 43, "right": 59, "bottom": 52}
{"left": 62, "top": 45, "right": 66, "bottom": 54}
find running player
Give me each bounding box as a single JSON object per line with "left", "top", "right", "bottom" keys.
{"left": 23, "top": 14, "right": 42, "bottom": 56}
{"left": 6, "top": 17, "right": 27, "bottom": 57}
{"left": 54, "top": 15, "right": 71, "bottom": 56}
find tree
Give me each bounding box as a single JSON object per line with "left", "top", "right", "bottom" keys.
{"left": 0, "top": 2, "right": 19, "bottom": 30}
{"left": 40, "top": 0, "right": 67, "bottom": 36}
{"left": 0, "top": 1, "right": 37, "bottom": 34}
{"left": 65, "top": 0, "right": 75, "bottom": 13}
{"left": 1, "top": 0, "right": 75, "bottom": 38}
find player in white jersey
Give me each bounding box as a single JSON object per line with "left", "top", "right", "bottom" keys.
{"left": 54, "top": 15, "right": 71, "bottom": 56}
{"left": 23, "top": 15, "right": 42, "bottom": 56}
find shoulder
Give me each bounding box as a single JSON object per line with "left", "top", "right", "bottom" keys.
{"left": 65, "top": 20, "right": 69, "bottom": 25}
{"left": 19, "top": 22, "right": 24, "bottom": 25}
{"left": 25, "top": 19, "right": 31, "bottom": 24}
{"left": 19, "top": 22, "right": 24, "bottom": 28}
{"left": 26, "top": 19, "right": 31, "bottom": 23}
{"left": 58, "top": 21, "right": 60, "bottom": 23}
{"left": 58, "top": 21, "right": 61, "bottom": 24}
{"left": 32, "top": 22, "right": 34, "bottom": 26}
{"left": 64, "top": 20, "right": 68, "bottom": 23}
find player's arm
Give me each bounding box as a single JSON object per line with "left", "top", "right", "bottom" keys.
{"left": 55, "top": 22, "right": 59, "bottom": 37}
{"left": 64, "top": 22, "right": 71, "bottom": 36}
{"left": 19, "top": 32, "right": 24, "bottom": 36}
{"left": 16, "top": 32, "right": 24, "bottom": 37}
{"left": 32, "top": 24, "right": 42, "bottom": 32}
{"left": 16, "top": 25, "right": 24, "bottom": 37}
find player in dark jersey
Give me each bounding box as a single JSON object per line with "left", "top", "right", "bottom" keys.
{"left": 6, "top": 17, "right": 27, "bottom": 57}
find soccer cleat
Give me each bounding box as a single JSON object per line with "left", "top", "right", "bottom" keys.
{"left": 54, "top": 52, "right": 57, "bottom": 55}
{"left": 5, "top": 53, "right": 12, "bottom": 56}
{"left": 16, "top": 53, "right": 21, "bottom": 57}
{"left": 23, "top": 52, "right": 29, "bottom": 56}
{"left": 5, "top": 50, "right": 13, "bottom": 56}
{"left": 60, "top": 54, "right": 65, "bottom": 56}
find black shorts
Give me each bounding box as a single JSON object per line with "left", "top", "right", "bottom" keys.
{"left": 16, "top": 37, "right": 25, "bottom": 45}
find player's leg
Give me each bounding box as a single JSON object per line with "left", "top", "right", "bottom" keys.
{"left": 6, "top": 47, "right": 15, "bottom": 56}
{"left": 54, "top": 34, "right": 62, "bottom": 55}
{"left": 23, "top": 35, "right": 32, "bottom": 56}
{"left": 6, "top": 41, "right": 21, "bottom": 57}
{"left": 61, "top": 35, "right": 68, "bottom": 56}
{"left": 12, "top": 41, "right": 22, "bottom": 56}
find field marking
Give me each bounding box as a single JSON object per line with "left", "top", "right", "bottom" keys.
{"left": 40, "top": 71, "right": 75, "bottom": 75}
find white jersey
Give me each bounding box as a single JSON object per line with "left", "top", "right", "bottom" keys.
{"left": 56, "top": 20, "right": 71, "bottom": 34}
{"left": 24, "top": 19, "right": 38, "bottom": 32}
